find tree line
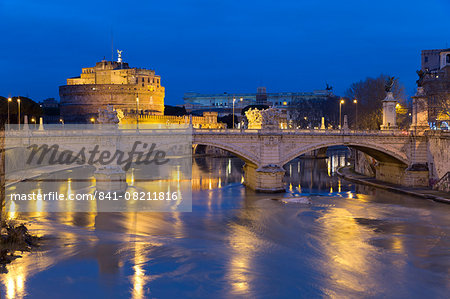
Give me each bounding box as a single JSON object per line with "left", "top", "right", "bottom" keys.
{"left": 289, "top": 74, "right": 410, "bottom": 130}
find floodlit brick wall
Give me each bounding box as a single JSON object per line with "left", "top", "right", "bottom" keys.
{"left": 60, "top": 84, "right": 165, "bottom": 122}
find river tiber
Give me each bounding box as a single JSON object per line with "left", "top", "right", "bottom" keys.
{"left": 1, "top": 2, "right": 450, "bottom": 298}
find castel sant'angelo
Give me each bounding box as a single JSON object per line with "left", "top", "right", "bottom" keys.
{"left": 59, "top": 51, "right": 165, "bottom": 123}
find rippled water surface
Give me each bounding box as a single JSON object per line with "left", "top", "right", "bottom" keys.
{"left": 1, "top": 151, "right": 450, "bottom": 298}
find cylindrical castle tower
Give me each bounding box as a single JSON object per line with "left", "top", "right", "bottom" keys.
{"left": 59, "top": 56, "right": 165, "bottom": 123}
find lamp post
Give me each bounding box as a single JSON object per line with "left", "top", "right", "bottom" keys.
{"left": 232, "top": 97, "right": 236, "bottom": 129}
{"left": 239, "top": 97, "right": 243, "bottom": 128}
{"left": 17, "top": 98, "right": 21, "bottom": 128}
{"left": 232, "top": 97, "right": 243, "bottom": 129}
{"left": 7, "top": 97, "right": 12, "bottom": 129}
{"left": 339, "top": 99, "right": 344, "bottom": 129}
{"left": 136, "top": 96, "right": 139, "bottom": 130}
{"left": 353, "top": 99, "right": 358, "bottom": 129}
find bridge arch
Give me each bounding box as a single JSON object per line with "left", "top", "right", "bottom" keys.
{"left": 280, "top": 141, "right": 409, "bottom": 167}
{"left": 193, "top": 141, "right": 259, "bottom": 166}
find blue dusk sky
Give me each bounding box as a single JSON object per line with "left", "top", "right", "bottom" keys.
{"left": 0, "top": 0, "right": 449, "bottom": 104}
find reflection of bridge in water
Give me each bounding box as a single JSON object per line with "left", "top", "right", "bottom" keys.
{"left": 191, "top": 147, "right": 351, "bottom": 193}
{"left": 285, "top": 149, "right": 350, "bottom": 193}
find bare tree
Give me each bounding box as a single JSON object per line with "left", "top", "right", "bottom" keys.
{"left": 344, "top": 74, "right": 407, "bottom": 129}
{"left": 416, "top": 69, "right": 450, "bottom": 127}
{"left": 289, "top": 95, "right": 340, "bottom": 129}
{"left": 428, "top": 94, "right": 450, "bottom": 129}
{"left": 438, "top": 95, "right": 450, "bottom": 120}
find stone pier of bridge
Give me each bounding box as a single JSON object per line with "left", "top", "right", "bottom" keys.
{"left": 242, "top": 133, "right": 287, "bottom": 192}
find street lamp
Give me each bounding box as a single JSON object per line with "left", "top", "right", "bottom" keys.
{"left": 7, "top": 97, "right": 12, "bottom": 129}
{"left": 232, "top": 97, "right": 243, "bottom": 129}
{"left": 17, "top": 98, "right": 21, "bottom": 128}
{"left": 339, "top": 99, "right": 344, "bottom": 129}
{"left": 136, "top": 96, "right": 139, "bottom": 130}
{"left": 353, "top": 99, "right": 358, "bottom": 129}
{"left": 90, "top": 117, "right": 95, "bottom": 124}
{"left": 232, "top": 97, "right": 236, "bottom": 129}
{"left": 59, "top": 118, "right": 64, "bottom": 125}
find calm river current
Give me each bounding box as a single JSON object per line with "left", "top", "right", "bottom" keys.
{"left": 1, "top": 150, "right": 449, "bottom": 298}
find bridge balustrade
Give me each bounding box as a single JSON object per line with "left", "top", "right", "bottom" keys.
{"left": 192, "top": 128, "right": 410, "bottom": 136}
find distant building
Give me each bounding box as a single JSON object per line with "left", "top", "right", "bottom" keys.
{"left": 59, "top": 52, "right": 165, "bottom": 123}
{"left": 183, "top": 87, "right": 334, "bottom": 118}
{"left": 421, "top": 49, "right": 450, "bottom": 127}
{"left": 421, "top": 49, "right": 450, "bottom": 72}
{"left": 40, "top": 98, "right": 59, "bottom": 109}
{"left": 39, "top": 98, "right": 60, "bottom": 123}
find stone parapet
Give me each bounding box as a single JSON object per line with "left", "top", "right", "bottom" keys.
{"left": 243, "top": 163, "right": 285, "bottom": 192}
{"left": 120, "top": 112, "right": 226, "bottom": 129}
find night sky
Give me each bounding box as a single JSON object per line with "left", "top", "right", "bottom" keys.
{"left": 1, "top": 0, "right": 449, "bottom": 104}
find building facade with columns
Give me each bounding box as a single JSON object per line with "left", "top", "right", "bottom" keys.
{"left": 59, "top": 53, "right": 165, "bottom": 123}
{"left": 183, "top": 87, "right": 334, "bottom": 117}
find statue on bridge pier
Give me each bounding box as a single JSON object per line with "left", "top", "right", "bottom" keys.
{"left": 416, "top": 70, "right": 427, "bottom": 87}
{"left": 261, "top": 108, "right": 282, "bottom": 130}
{"left": 97, "top": 105, "right": 120, "bottom": 126}
{"left": 381, "top": 77, "right": 398, "bottom": 131}
{"left": 245, "top": 107, "right": 285, "bottom": 130}
{"left": 385, "top": 76, "right": 395, "bottom": 92}
{"left": 245, "top": 108, "right": 263, "bottom": 129}
{"left": 410, "top": 71, "right": 430, "bottom": 132}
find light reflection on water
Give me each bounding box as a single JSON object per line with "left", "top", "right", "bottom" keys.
{"left": 1, "top": 149, "right": 450, "bottom": 298}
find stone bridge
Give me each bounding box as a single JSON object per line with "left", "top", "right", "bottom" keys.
{"left": 5, "top": 126, "right": 447, "bottom": 192}
{"left": 193, "top": 128, "right": 432, "bottom": 191}
{"left": 5, "top": 88, "right": 449, "bottom": 192}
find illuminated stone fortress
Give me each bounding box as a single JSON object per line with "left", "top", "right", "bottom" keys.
{"left": 59, "top": 51, "right": 164, "bottom": 123}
